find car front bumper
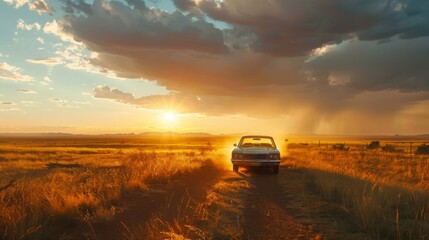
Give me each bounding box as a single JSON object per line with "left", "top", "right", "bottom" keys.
{"left": 231, "top": 159, "right": 280, "bottom": 167}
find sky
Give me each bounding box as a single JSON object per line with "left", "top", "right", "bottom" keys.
{"left": 0, "top": 0, "right": 428, "bottom": 135}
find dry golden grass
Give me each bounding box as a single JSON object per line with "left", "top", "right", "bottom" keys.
{"left": 141, "top": 173, "right": 249, "bottom": 240}
{"left": 0, "top": 138, "right": 221, "bottom": 240}
{"left": 3, "top": 136, "right": 428, "bottom": 239}
{"left": 286, "top": 142, "right": 429, "bottom": 239}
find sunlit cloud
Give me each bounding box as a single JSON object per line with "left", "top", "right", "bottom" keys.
{"left": 4, "top": 0, "right": 28, "bottom": 8}
{"left": 43, "top": 20, "right": 76, "bottom": 43}
{"left": 93, "top": 85, "right": 201, "bottom": 113}
{"left": 40, "top": 76, "right": 51, "bottom": 85}
{"left": 20, "top": 101, "right": 40, "bottom": 106}
{"left": 28, "top": 0, "right": 52, "bottom": 15}
{"left": 0, "top": 107, "right": 20, "bottom": 112}
{"left": 48, "top": 98, "right": 80, "bottom": 108}
{"left": 26, "top": 57, "right": 62, "bottom": 66}
{"left": 36, "top": 37, "right": 44, "bottom": 44}
{"left": 17, "top": 19, "right": 41, "bottom": 31}
{"left": 0, "top": 62, "right": 33, "bottom": 82}
{"left": 4, "top": 0, "right": 52, "bottom": 14}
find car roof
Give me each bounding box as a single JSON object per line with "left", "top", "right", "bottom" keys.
{"left": 241, "top": 135, "right": 273, "bottom": 138}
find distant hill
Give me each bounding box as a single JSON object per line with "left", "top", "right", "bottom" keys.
{"left": 0, "top": 132, "right": 428, "bottom": 139}
{"left": 0, "top": 132, "right": 213, "bottom": 138}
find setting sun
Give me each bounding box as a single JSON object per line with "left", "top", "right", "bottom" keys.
{"left": 162, "top": 111, "right": 177, "bottom": 123}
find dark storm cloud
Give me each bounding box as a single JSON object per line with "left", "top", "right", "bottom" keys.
{"left": 306, "top": 37, "right": 429, "bottom": 92}
{"left": 125, "top": 0, "right": 146, "bottom": 11}
{"left": 173, "top": 0, "right": 197, "bottom": 11}
{"left": 61, "top": 0, "right": 93, "bottom": 15}
{"left": 197, "top": 0, "right": 429, "bottom": 56}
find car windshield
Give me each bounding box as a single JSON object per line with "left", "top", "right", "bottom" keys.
{"left": 239, "top": 137, "right": 275, "bottom": 148}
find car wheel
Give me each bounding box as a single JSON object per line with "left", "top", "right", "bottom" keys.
{"left": 233, "top": 164, "right": 239, "bottom": 172}
{"left": 273, "top": 166, "right": 279, "bottom": 174}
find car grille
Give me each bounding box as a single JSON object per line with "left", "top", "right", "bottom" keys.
{"left": 243, "top": 154, "right": 268, "bottom": 160}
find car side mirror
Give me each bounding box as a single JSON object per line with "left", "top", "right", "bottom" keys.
{"left": 233, "top": 143, "right": 237, "bottom": 147}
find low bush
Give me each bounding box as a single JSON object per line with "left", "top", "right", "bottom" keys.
{"left": 416, "top": 144, "right": 429, "bottom": 155}
{"left": 367, "top": 141, "right": 380, "bottom": 149}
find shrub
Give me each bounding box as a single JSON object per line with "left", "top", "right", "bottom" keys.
{"left": 367, "top": 141, "right": 380, "bottom": 150}
{"left": 332, "top": 143, "right": 349, "bottom": 151}
{"left": 416, "top": 144, "right": 429, "bottom": 155}
{"left": 381, "top": 144, "right": 395, "bottom": 152}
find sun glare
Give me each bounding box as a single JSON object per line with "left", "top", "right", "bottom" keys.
{"left": 163, "top": 111, "right": 177, "bottom": 122}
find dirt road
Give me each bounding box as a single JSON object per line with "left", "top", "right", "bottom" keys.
{"left": 70, "top": 164, "right": 367, "bottom": 239}
{"left": 239, "top": 167, "right": 367, "bottom": 240}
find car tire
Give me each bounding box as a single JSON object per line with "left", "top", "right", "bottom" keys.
{"left": 273, "top": 166, "right": 279, "bottom": 174}
{"left": 233, "top": 164, "right": 239, "bottom": 172}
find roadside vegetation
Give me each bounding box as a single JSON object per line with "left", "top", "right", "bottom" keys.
{"left": 0, "top": 138, "right": 221, "bottom": 240}
{"left": 286, "top": 141, "right": 429, "bottom": 239}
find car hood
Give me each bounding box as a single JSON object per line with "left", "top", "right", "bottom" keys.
{"left": 232, "top": 147, "right": 279, "bottom": 154}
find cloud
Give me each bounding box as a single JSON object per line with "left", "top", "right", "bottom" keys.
{"left": 17, "top": 89, "right": 37, "bottom": 94}
{"left": 196, "top": 0, "right": 429, "bottom": 56}
{"left": 49, "top": 98, "right": 80, "bottom": 108}
{"left": 0, "top": 62, "right": 33, "bottom": 81}
{"left": 4, "top": 0, "right": 28, "bottom": 8}
{"left": 61, "top": 0, "right": 93, "bottom": 15}
{"left": 0, "top": 107, "right": 19, "bottom": 112}
{"left": 173, "top": 0, "right": 197, "bottom": 11}
{"left": 26, "top": 57, "right": 62, "bottom": 66}
{"left": 1, "top": 102, "right": 15, "bottom": 105}
{"left": 93, "top": 85, "right": 202, "bottom": 111}
{"left": 20, "top": 101, "right": 40, "bottom": 106}
{"left": 54, "top": 0, "right": 429, "bottom": 133}
{"left": 305, "top": 37, "right": 429, "bottom": 92}
{"left": 57, "top": 104, "right": 79, "bottom": 108}
{"left": 43, "top": 20, "right": 76, "bottom": 43}
{"left": 49, "top": 98, "right": 68, "bottom": 103}
{"left": 28, "top": 0, "right": 53, "bottom": 15}
{"left": 17, "top": 19, "right": 41, "bottom": 31}
{"left": 36, "top": 37, "right": 44, "bottom": 44}
{"left": 40, "top": 76, "right": 51, "bottom": 85}
{"left": 5, "top": 0, "right": 53, "bottom": 14}
{"left": 62, "top": 0, "right": 227, "bottom": 54}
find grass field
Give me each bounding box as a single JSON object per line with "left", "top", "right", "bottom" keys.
{"left": 0, "top": 136, "right": 232, "bottom": 239}
{"left": 286, "top": 139, "right": 429, "bottom": 239}
{"left": 1, "top": 136, "right": 429, "bottom": 239}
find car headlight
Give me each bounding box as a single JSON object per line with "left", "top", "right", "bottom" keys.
{"left": 269, "top": 154, "right": 280, "bottom": 159}
{"left": 232, "top": 153, "right": 243, "bottom": 159}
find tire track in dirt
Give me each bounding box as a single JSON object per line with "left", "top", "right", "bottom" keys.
{"left": 239, "top": 166, "right": 369, "bottom": 240}
{"left": 67, "top": 164, "right": 368, "bottom": 239}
